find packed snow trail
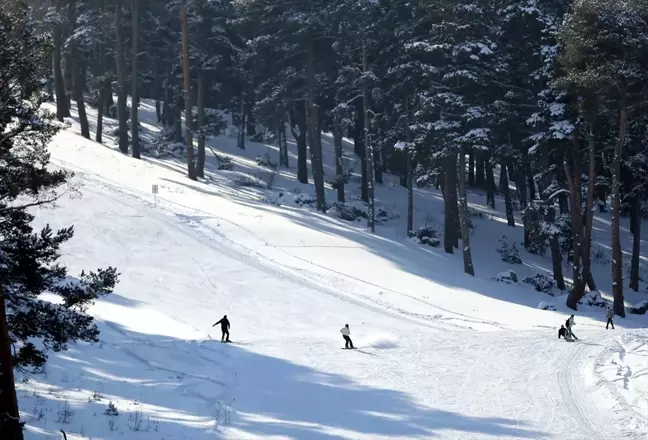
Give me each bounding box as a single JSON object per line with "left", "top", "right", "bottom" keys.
{"left": 25, "top": 152, "right": 630, "bottom": 440}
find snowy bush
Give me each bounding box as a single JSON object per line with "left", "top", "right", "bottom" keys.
{"left": 256, "top": 152, "right": 277, "bottom": 170}
{"left": 578, "top": 291, "right": 606, "bottom": 308}
{"left": 497, "top": 235, "right": 522, "bottom": 264}
{"left": 215, "top": 154, "right": 233, "bottom": 170}
{"left": 408, "top": 225, "right": 441, "bottom": 248}
{"left": 496, "top": 270, "right": 518, "bottom": 284}
{"left": 629, "top": 300, "right": 648, "bottom": 315}
{"left": 522, "top": 273, "right": 556, "bottom": 294}
{"left": 537, "top": 301, "right": 556, "bottom": 311}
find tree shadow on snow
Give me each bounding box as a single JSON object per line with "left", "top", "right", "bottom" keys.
{"left": 19, "top": 317, "right": 546, "bottom": 440}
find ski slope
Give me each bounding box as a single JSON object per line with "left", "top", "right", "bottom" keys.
{"left": 15, "top": 103, "right": 648, "bottom": 439}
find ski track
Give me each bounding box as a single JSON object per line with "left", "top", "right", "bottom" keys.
{"left": 40, "top": 156, "right": 632, "bottom": 440}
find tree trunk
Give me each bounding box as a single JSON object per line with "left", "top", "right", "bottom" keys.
{"left": 354, "top": 107, "right": 368, "bottom": 202}
{"left": 131, "top": 0, "right": 140, "bottom": 159}
{"left": 407, "top": 151, "right": 413, "bottom": 235}
{"left": 468, "top": 149, "right": 475, "bottom": 186}
{"left": 306, "top": 39, "right": 326, "bottom": 212}
{"left": 334, "top": 125, "right": 345, "bottom": 203}
{"left": 527, "top": 162, "right": 536, "bottom": 201}
{"left": 547, "top": 206, "right": 566, "bottom": 291}
{"left": 154, "top": 60, "right": 162, "bottom": 123}
{"left": 565, "top": 139, "right": 585, "bottom": 310}
{"left": 67, "top": 0, "right": 90, "bottom": 139}
{"left": 500, "top": 160, "right": 515, "bottom": 226}
{"left": 458, "top": 149, "right": 475, "bottom": 275}
{"left": 375, "top": 147, "right": 383, "bottom": 184}
{"left": 238, "top": 97, "right": 246, "bottom": 149}
{"left": 630, "top": 197, "right": 641, "bottom": 291}
{"left": 444, "top": 155, "right": 460, "bottom": 252}
{"left": 96, "top": 85, "right": 105, "bottom": 143}
{"left": 278, "top": 110, "right": 289, "bottom": 167}
{"left": 582, "top": 131, "right": 597, "bottom": 295}
{"left": 0, "top": 288, "right": 23, "bottom": 440}
{"left": 362, "top": 41, "right": 375, "bottom": 230}
{"left": 181, "top": 5, "right": 196, "bottom": 180}
{"left": 405, "top": 102, "right": 413, "bottom": 235}
{"left": 53, "top": 0, "right": 69, "bottom": 121}
{"left": 476, "top": 151, "right": 485, "bottom": 188}
{"left": 196, "top": 70, "right": 206, "bottom": 178}
{"left": 485, "top": 151, "right": 496, "bottom": 208}
{"left": 290, "top": 104, "right": 308, "bottom": 183}
{"left": 115, "top": 0, "right": 128, "bottom": 154}
{"left": 611, "top": 105, "right": 627, "bottom": 317}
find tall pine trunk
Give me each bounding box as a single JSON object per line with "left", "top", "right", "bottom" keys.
{"left": 115, "top": 0, "right": 128, "bottom": 154}
{"left": 565, "top": 140, "right": 585, "bottom": 309}
{"left": 362, "top": 41, "right": 374, "bottom": 230}
{"left": 485, "top": 151, "right": 496, "bottom": 208}
{"left": 334, "top": 125, "right": 345, "bottom": 203}
{"left": 0, "top": 288, "right": 23, "bottom": 440}
{"left": 468, "top": 149, "right": 475, "bottom": 186}
{"left": 291, "top": 105, "right": 308, "bottom": 183}
{"left": 53, "top": 0, "right": 69, "bottom": 121}
{"left": 131, "top": 0, "right": 140, "bottom": 159}
{"left": 306, "top": 40, "right": 326, "bottom": 212}
{"left": 355, "top": 110, "right": 369, "bottom": 202}
{"left": 500, "top": 160, "right": 515, "bottom": 226}
{"left": 237, "top": 96, "right": 246, "bottom": 149}
{"left": 458, "top": 149, "right": 475, "bottom": 275}
{"left": 581, "top": 131, "right": 597, "bottom": 295}
{"left": 476, "top": 151, "right": 485, "bottom": 188}
{"left": 68, "top": 0, "right": 90, "bottom": 139}
{"left": 181, "top": 5, "right": 196, "bottom": 180}
{"left": 547, "top": 206, "right": 566, "bottom": 291}
{"left": 196, "top": 71, "right": 206, "bottom": 178}
{"left": 444, "top": 155, "right": 460, "bottom": 252}
{"left": 278, "top": 110, "right": 289, "bottom": 167}
{"left": 630, "top": 197, "right": 641, "bottom": 291}
{"left": 611, "top": 105, "right": 627, "bottom": 317}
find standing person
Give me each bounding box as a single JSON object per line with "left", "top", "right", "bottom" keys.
{"left": 606, "top": 307, "right": 615, "bottom": 329}
{"left": 565, "top": 314, "right": 578, "bottom": 340}
{"left": 340, "top": 324, "right": 354, "bottom": 349}
{"left": 212, "top": 315, "right": 231, "bottom": 342}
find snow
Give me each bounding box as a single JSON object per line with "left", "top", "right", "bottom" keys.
{"left": 14, "top": 99, "right": 648, "bottom": 440}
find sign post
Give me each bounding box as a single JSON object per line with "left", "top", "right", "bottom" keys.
{"left": 152, "top": 184, "right": 159, "bottom": 208}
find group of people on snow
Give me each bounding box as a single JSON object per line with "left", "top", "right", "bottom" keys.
{"left": 558, "top": 307, "right": 616, "bottom": 342}
{"left": 214, "top": 306, "right": 617, "bottom": 348}
{"left": 212, "top": 315, "right": 356, "bottom": 349}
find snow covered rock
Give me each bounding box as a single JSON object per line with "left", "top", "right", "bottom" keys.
{"left": 523, "top": 273, "right": 556, "bottom": 295}
{"left": 537, "top": 301, "right": 556, "bottom": 311}
{"left": 408, "top": 226, "right": 441, "bottom": 248}
{"left": 578, "top": 291, "right": 606, "bottom": 308}
{"left": 496, "top": 270, "right": 518, "bottom": 284}
{"left": 629, "top": 300, "right": 648, "bottom": 315}
{"left": 331, "top": 202, "right": 364, "bottom": 222}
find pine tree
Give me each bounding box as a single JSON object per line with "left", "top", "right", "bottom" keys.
{"left": 0, "top": 5, "right": 119, "bottom": 437}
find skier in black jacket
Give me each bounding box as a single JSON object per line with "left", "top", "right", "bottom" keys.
{"left": 212, "top": 315, "right": 231, "bottom": 342}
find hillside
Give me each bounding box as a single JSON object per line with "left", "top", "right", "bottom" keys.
{"left": 14, "top": 101, "right": 648, "bottom": 440}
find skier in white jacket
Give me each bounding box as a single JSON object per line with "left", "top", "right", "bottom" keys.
{"left": 340, "top": 324, "right": 354, "bottom": 349}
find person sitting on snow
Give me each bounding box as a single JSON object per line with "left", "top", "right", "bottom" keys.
{"left": 558, "top": 325, "right": 572, "bottom": 341}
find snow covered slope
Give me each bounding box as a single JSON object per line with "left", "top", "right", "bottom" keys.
{"left": 15, "top": 102, "right": 648, "bottom": 439}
